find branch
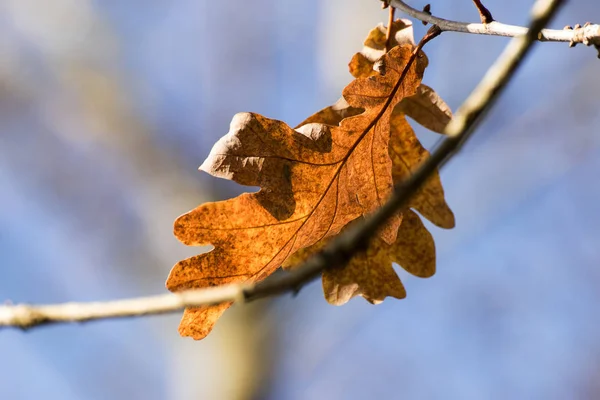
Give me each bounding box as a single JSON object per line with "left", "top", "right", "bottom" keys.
{"left": 391, "top": 0, "right": 599, "bottom": 49}
{"left": 0, "top": 0, "right": 564, "bottom": 331}
{"left": 0, "top": 287, "right": 248, "bottom": 329}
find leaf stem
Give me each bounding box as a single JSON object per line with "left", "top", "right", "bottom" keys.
{"left": 385, "top": 5, "right": 397, "bottom": 51}
{"left": 471, "top": 0, "right": 494, "bottom": 24}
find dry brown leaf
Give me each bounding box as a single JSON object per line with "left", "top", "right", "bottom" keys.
{"left": 167, "top": 44, "right": 428, "bottom": 339}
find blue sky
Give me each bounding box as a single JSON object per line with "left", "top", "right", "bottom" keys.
{"left": 1, "top": 1, "right": 599, "bottom": 398}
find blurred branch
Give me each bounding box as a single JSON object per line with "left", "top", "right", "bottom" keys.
{"left": 392, "top": 0, "right": 599, "bottom": 50}
{"left": 0, "top": 288, "right": 245, "bottom": 329}
{"left": 0, "top": 0, "right": 564, "bottom": 331}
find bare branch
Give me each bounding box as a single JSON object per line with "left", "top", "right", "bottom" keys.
{"left": 391, "top": 0, "right": 599, "bottom": 48}
{"left": 0, "top": 0, "right": 565, "bottom": 331}
{"left": 0, "top": 286, "right": 249, "bottom": 329}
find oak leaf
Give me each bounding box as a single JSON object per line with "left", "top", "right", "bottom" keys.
{"left": 167, "top": 44, "right": 428, "bottom": 339}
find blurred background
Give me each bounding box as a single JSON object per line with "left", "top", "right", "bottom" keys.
{"left": 1, "top": 0, "right": 599, "bottom": 399}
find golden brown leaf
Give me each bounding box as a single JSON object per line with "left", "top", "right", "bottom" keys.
{"left": 167, "top": 44, "right": 427, "bottom": 339}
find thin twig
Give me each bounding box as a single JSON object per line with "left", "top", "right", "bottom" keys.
{"left": 0, "top": 287, "right": 248, "bottom": 329}
{"left": 472, "top": 0, "right": 494, "bottom": 24}
{"left": 385, "top": 5, "right": 397, "bottom": 51}
{"left": 391, "top": 0, "right": 599, "bottom": 47}
{"left": 0, "top": 0, "right": 564, "bottom": 331}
